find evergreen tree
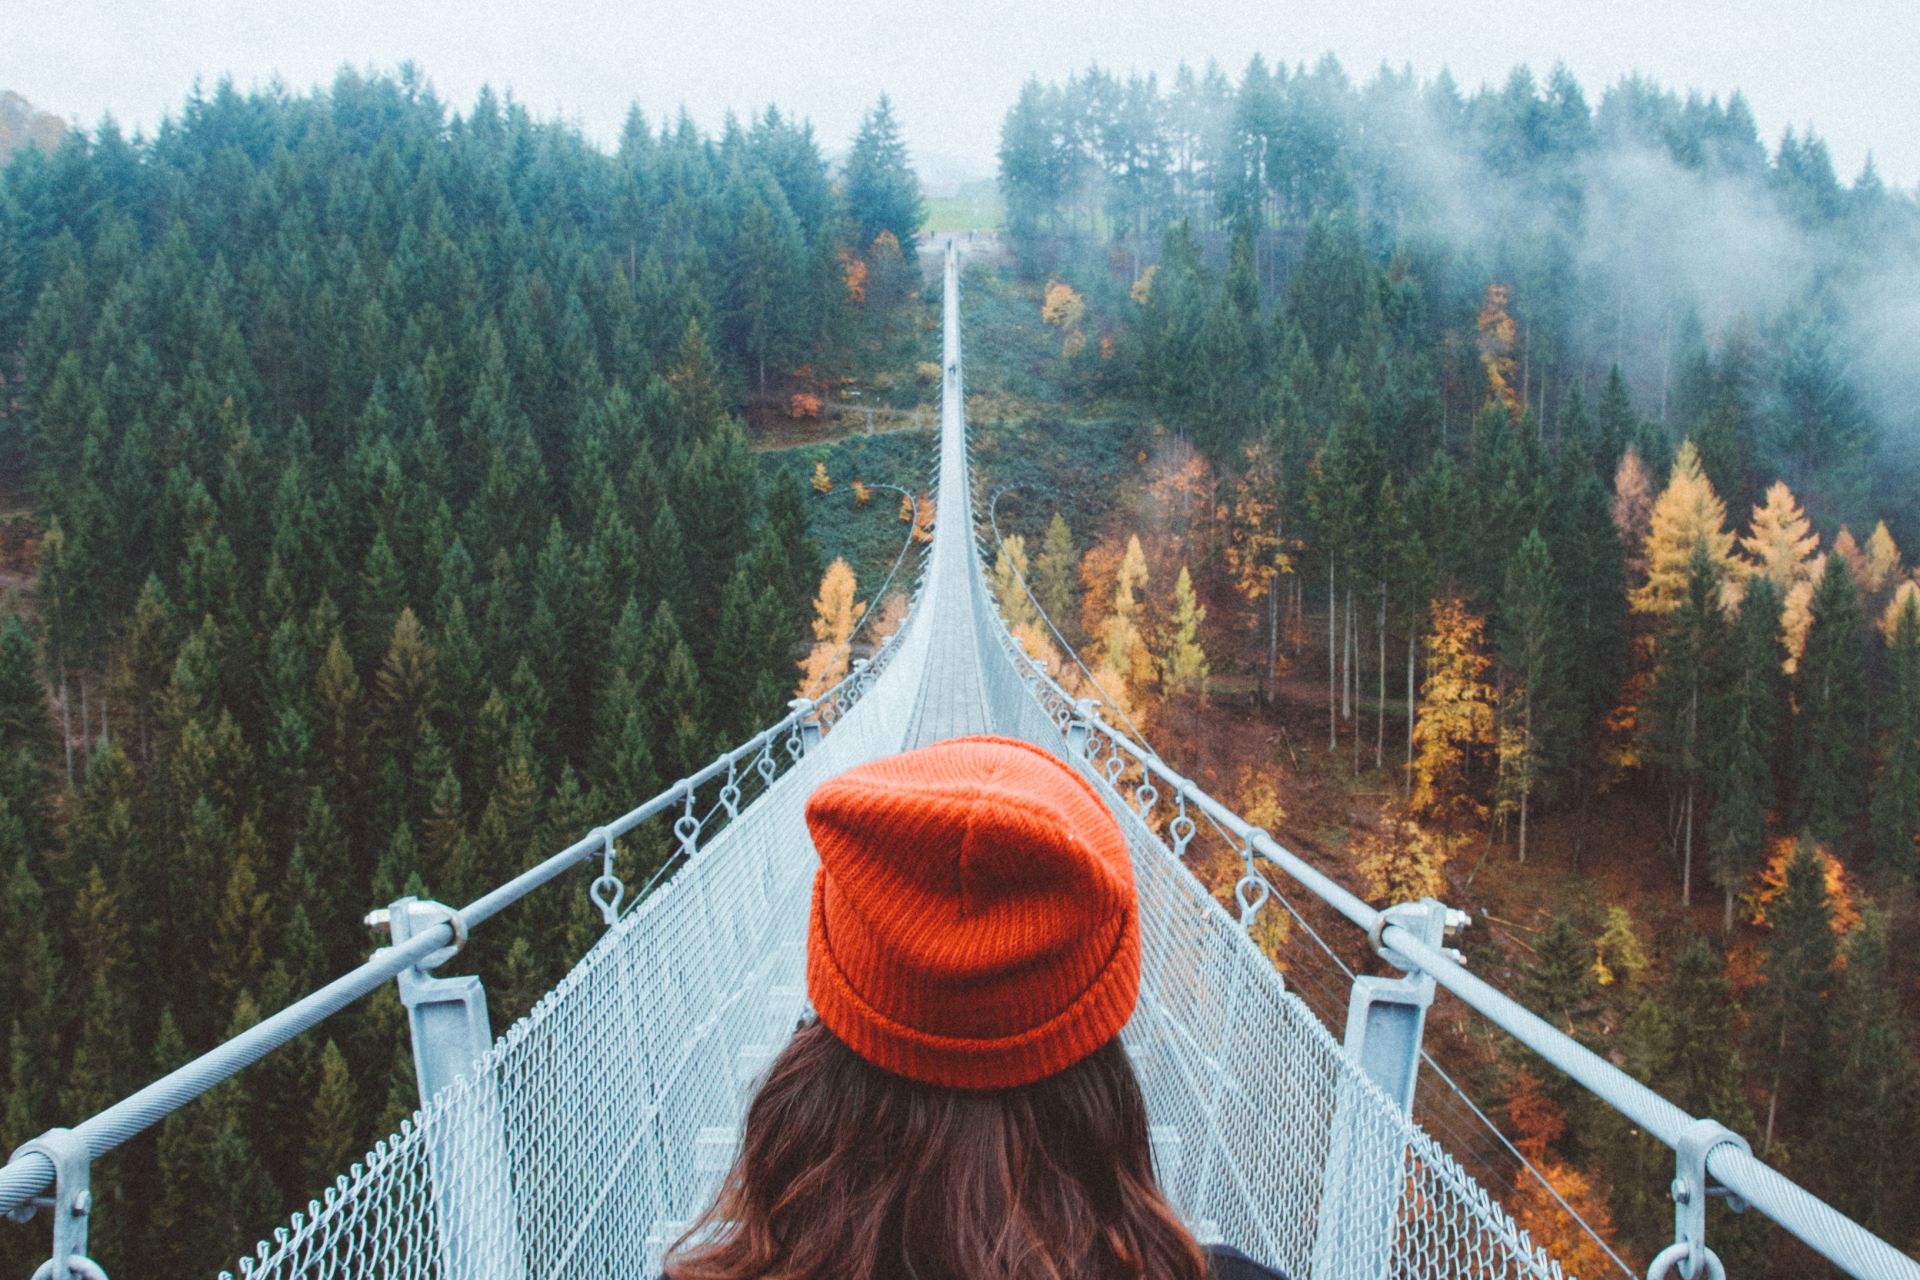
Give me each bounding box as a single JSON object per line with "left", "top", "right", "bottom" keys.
{"left": 1032, "top": 513, "right": 1081, "bottom": 642}
{"left": 1759, "top": 838, "right": 1837, "bottom": 1151}
{"left": 1796, "top": 554, "right": 1869, "bottom": 851}
{"left": 1870, "top": 588, "right": 1920, "bottom": 879}
{"left": 1495, "top": 531, "right": 1565, "bottom": 861}
{"left": 1819, "top": 910, "right": 1919, "bottom": 1235}
{"left": 1707, "top": 575, "right": 1785, "bottom": 930}
{"left": 843, "top": 96, "right": 925, "bottom": 264}
{"left": 1645, "top": 549, "right": 1727, "bottom": 905}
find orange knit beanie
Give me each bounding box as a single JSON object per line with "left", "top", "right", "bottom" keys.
{"left": 803, "top": 735, "right": 1140, "bottom": 1089}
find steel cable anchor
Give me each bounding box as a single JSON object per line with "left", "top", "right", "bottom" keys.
{"left": 7, "top": 1128, "right": 107, "bottom": 1280}
{"left": 1646, "top": 1119, "right": 1749, "bottom": 1280}
{"left": 588, "top": 825, "right": 625, "bottom": 927}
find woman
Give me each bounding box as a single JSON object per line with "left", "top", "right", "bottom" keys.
{"left": 666, "top": 735, "right": 1285, "bottom": 1280}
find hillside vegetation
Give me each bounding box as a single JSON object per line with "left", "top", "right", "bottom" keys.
{"left": 983, "top": 58, "right": 1920, "bottom": 1273}
{"left": 0, "top": 70, "right": 929, "bottom": 1276}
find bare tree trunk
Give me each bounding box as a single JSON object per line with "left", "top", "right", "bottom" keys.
{"left": 1682, "top": 781, "right": 1695, "bottom": 907}
{"left": 1405, "top": 626, "right": 1416, "bottom": 796}
{"left": 1724, "top": 886, "right": 1735, "bottom": 935}
{"left": 1327, "top": 562, "right": 1337, "bottom": 750}
{"left": 1763, "top": 1023, "right": 1787, "bottom": 1156}
{"left": 1343, "top": 586, "right": 1355, "bottom": 723}
{"left": 1376, "top": 584, "right": 1386, "bottom": 770}
{"left": 1519, "top": 787, "right": 1530, "bottom": 864}
{"left": 78, "top": 672, "right": 89, "bottom": 756}
{"left": 1518, "top": 699, "right": 1533, "bottom": 863}
{"left": 1265, "top": 586, "right": 1279, "bottom": 706}
{"left": 59, "top": 669, "right": 73, "bottom": 787}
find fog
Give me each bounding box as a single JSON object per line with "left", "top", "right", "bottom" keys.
{"left": 2, "top": 0, "right": 1918, "bottom": 191}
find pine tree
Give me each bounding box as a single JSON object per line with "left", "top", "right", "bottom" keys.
{"left": 1707, "top": 575, "right": 1785, "bottom": 930}
{"left": 1818, "top": 910, "right": 1919, "bottom": 1235}
{"left": 1796, "top": 554, "right": 1869, "bottom": 851}
{"left": 1646, "top": 549, "right": 1727, "bottom": 905}
{"left": 1759, "top": 837, "right": 1837, "bottom": 1152}
{"left": 302, "top": 1039, "right": 360, "bottom": 1192}
{"left": 1032, "top": 513, "right": 1081, "bottom": 641}
{"left": 1495, "top": 531, "right": 1565, "bottom": 861}
{"left": 843, "top": 96, "right": 926, "bottom": 265}
{"left": 1525, "top": 916, "right": 1593, "bottom": 1033}
{"left": 1870, "top": 587, "right": 1920, "bottom": 879}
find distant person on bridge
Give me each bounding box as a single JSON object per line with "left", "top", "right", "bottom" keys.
{"left": 663, "top": 735, "right": 1285, "bottom": 1280}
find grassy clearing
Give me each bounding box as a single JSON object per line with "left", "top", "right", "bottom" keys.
{"left": 924, "top": 191, "right": 1002, "bottom": 234}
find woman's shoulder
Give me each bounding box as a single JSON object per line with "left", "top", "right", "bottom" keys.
{"left": 1206, "top": 1243, "right": 1289, "bottom": 1280}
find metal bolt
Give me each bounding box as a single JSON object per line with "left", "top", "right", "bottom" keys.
{"left": 363, "top": 909, "right": 391, "bottom": 931}
{"left": 1672, "top": 1177, "right": 1692, "bottom": 1205}
{"left": 1444, "top": 908, "right": 1473, "bottom": 932}
{"left": 71, "top": 1191, "right": 89, "bottom": 1216}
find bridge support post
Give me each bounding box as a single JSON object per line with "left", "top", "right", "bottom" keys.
{"left": 6, "top": 1128, "right": 102, "bottom": 1280}
{"left": 787, "top": 697, "right": 821, "bottom": 753}
{"left": 376, "top": 897, "right": 526, "bottom": 1280}
{"left": 1310, "top": 898, "right": 1453, "bottom": 1280}
{"left": 1067, "top": 698, "right": 1096, "bottom": 759}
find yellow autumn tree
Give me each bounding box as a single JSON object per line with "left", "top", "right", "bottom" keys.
{"left": 1833, "top": 526, "right": 1870, "bottom": 590}
{"left": 1739, "top": 481, "right": 1820, "bottom": 589}
{"left": 796, "top": 558, "right": 864, "bottom": 695}
{"left": 1224, "top": 440, "right": 1290, "bottom": 610}
{"left": 1781, "top": 556, "right": 1824, "bottom": 675}
{"left": 1078, "top": 539, "right": 1124, "bottom": 648}
{"left": 1737, "top": 480, "right": 1821, "bottom": 669}
{"left": 1042, "top": 280, "right": 1087, "bottom": 358}
{"left": 1631, "top": 439, "right": 1734, "bottom": 618}
{"left": 1129, "top": 264, "right": 1158, "bottom": 305}
{"left": 1354, "top": 810, "right": 1453, "bottom": 904}
{"left": 810, "top": 461, "right": 833, "bottom": 495}
{"left": 851, "top": 479, "right": 872, "bottom": 508}
{"left": 1411, "top": 597, "right": 1497, "bottom": 826}
{"left": 1100, "top": 535, "right": 1156, "bottom": 695}
{"left": 1591, "top": 905, "right": 1650, "bottom": 988}
{"left": 991, "top": 534, "right": 1038, "bottom": 632}
{"left": 1476, "top": 283, "right": 1520, "bottom": 417}
{"left": 1157, "top": 565, "right": 1209, "bottom": 699}
{"left": 897, "top": 492, "right": 915, "bottom": 524}
{"left": 1883, "top": 580, "right": 1920, "bottom": 640}
{"left": 1864, "top": 521, "right": 1903, "bottom": 594}
{"left": 1611, "top": 447, "right": 1655, "bottom": 589}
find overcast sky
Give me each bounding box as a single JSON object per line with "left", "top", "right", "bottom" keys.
{"left": 5, "top": 0, "right": 1917, "bottom": 190}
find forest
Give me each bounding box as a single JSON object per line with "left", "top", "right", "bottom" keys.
{"left": 0, "top": 70, "right": 927, "bottom": 1275}
{"left": 978, "top": 57, "right": 1920, "bottom": 1273}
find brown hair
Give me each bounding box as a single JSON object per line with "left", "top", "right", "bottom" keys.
{"left": 664, "top": 1020, "right": 1209, "bottom": 1280}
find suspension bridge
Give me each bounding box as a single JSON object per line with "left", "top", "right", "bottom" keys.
{"left": 3, "top": 246, "right": 1916, "bottom": 1280}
